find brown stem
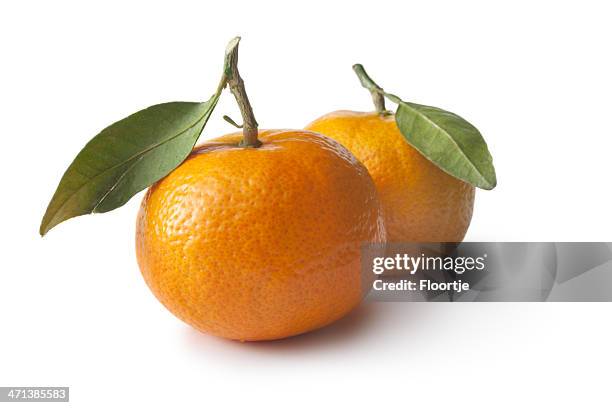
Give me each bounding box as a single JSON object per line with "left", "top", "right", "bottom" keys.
{"left": 371, "top": 91, "right": 386, "bottom": 113}
{"left": 223, "top": 37, "right": 261, "bottom": 147}
{"left": 352, "top": 64, "right": 387, "bottom": 114}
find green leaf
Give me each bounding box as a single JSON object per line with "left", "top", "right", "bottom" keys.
{"left": 39, "top": 95, "right": 220, "bottom": 236}
{"left": 395, "top": 101, "right": 497, "bottom": 189}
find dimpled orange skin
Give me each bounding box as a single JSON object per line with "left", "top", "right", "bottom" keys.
{"left": 306, "top": 111, "right": 474, "bottom": 243}
{"left": 136, "top": 130, "right": 385, "bottom": 341}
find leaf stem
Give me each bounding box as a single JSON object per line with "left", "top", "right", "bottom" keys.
{"left": 222, "top": 115, "right": 243, "bottom": 128}
{"left": 222, "top": 37, "right": 261, "bottom": 148}
{"left": 352, "top": 64, "right": 387, "bottom": 114}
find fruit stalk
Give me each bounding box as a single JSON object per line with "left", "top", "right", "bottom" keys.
{"left": 223, "top": 37, "right": 261, "bottom": 148}
{"left": 352, "top": 64, "right": 387, "bottom": 114}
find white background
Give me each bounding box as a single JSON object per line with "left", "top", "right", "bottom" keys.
{"left": 1, "top": 0, "right": 611, "bottom": 406}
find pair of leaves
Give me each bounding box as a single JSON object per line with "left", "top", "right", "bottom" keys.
{"left": 41, "top": 60, "right": 497, "bottom": 236}
{"left": 39, "top": 95, "right": 220, "bottom": 236}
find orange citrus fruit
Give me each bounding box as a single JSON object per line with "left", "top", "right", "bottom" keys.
{"left": 306, "top": 111, "right": 474, "bottom": 243}
{"left": 136, "top": 130, "right": 385, "bottom": 341}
